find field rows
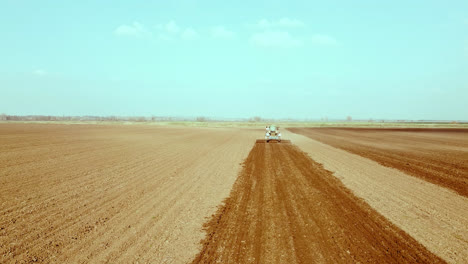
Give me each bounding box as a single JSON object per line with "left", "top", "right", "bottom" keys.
{"left": 193, "top": 142, "right": 443, "bottom": 263}
{"left": 0, "top": 124, "right": 257, "bottom": 263}
{"left": 288, "top": 129, "right": 468, "bottom": 263}
{"left": 288, "top": 128, "right": 468, "bottom": 196}
{"left": 1, "top": 124, "right": 467, "bottom": 263}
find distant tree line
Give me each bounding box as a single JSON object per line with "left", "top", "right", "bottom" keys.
{"left": 0, "top": 114, "right": 176, "bottom": 122}
{"left": 0, "top": 113, "right": 465, "bottom": 124}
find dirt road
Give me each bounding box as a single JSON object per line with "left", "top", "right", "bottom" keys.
{"left": 288, "top": 128, "right": 468, "bottom": 196}
{"left": 0, "top": 124, "right": 258, "bottom": 263}
{"left": 192, "top": 141, "right": 443, "bottom": 264}
{"left": 288, "top": 131, "right": 468, "bottom": 263}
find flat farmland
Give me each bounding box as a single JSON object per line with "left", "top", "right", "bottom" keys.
{"left": 1, "top": 124, "right": 467, "bottom": 263}
{"left": 287, "top": 128, "right": 468, "bottom": 263}
{"left": 0, "top": 124, "right": 258, "bottom": 263}
{"left": 193, "top": 141, "right": 443, "bottom": 263}
{"left": 288, "top": 127, "right": 468, "bottom": 196}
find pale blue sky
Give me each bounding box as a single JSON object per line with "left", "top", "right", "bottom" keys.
{"left": 1, "top": 1, "right": 467, "bottom": 120}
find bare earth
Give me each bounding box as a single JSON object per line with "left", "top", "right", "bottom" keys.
{"left": 1, "top": 124, "right": 467, "bottom": 263}
{"left": 288, "top": 128, "right": 468, "bottom": 197}
{"left": 192, "top": 141, "right": 443, "bottom": 263}
{"left": 0, "top": 124, "right": 257, "bottom": 263}
{"left": 287, "top": 130, "right": 468, "bottom": 263}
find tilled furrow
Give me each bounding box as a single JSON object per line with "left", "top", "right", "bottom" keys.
{"left": 192, "top": 142, "right": 445, "bottom": 264}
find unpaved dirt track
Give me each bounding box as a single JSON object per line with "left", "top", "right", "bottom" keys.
{"left": 287, "top": 131, "right": 468, "bottom": 263}
{"left": 288, "top": 128, "right": 468, "bottom": 197}
{"left": 192, "top": 142, "right": 444, "bottom": 264}
{"left": 0, "top": 124, "right": 258, "bottom": 263}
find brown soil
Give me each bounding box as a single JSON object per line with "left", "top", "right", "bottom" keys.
{"left": 288, "top": 131, "right": 468, "bottom": 263}
{"left": 288, "top": 128, "right": 468, "bottom": 197}
{"left": 192, "top": 142, "right": 444, "bottom": 264}
{"left": 0, "top": 124, "right": 258, "bottom": 263}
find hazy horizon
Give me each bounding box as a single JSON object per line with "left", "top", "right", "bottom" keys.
{"left": 1, "top": 1, "right": 467, "bottom": 120}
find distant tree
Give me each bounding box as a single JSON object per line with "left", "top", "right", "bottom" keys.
{"left": 196, "top": 116, "right": 207, "bottom": 122}
{"left": 248, "top": 116, "right": 262, "bottom": 122}
{"left": 253, "top": 116, "right": 262, "bottom": 122}
{"left": 346, "top": 116, "right": 352, "bottom": 122}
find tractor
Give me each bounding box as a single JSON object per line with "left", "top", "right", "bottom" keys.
{"left": 265, "top": 125, "right": 282, "bottom": 143}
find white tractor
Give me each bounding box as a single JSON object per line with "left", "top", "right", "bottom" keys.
{"left": 265, "top": 125, "right": 282, "bottom": 143}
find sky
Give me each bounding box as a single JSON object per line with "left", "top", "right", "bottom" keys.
{"left": 0, "top": 0, "right": 467, "bottom": 120}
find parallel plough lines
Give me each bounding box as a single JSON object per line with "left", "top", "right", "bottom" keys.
{"left": 62, "top": 134, "right": 245, "bottom": 263}
{"left": 0, "top": 125, "right": 258, "bottom": 263}
{"left": 192, "top": 142, "right": 444, "bottom": 264}
{"left": 3, "top": 139, "right": 184, "bottom": 260}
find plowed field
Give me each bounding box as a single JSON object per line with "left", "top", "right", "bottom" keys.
{"left": 0, "top": 124, "right": 257, "bottom": 263}
{"left": 288, "top": 130, "right": 468, "bottom": 263}
{"left": 1, "top": 124, "right": 466, "bottom": 263}
{"left": 192, "top": 141, "right": 443, "bottom": 263}
{"left": 288, "top": 128, "right": 468, "bottom": 196}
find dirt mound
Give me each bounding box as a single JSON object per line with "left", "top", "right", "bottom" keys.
{"left": 192, "top": 142, "right": 443, "bottom": 263}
